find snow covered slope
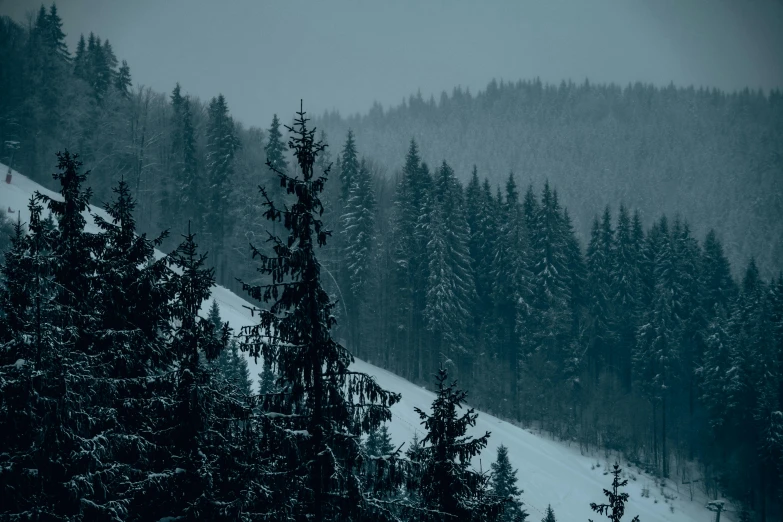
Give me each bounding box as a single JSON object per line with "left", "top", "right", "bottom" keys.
{"left": 1, "top": 164, "right": 728, "bottom": 522}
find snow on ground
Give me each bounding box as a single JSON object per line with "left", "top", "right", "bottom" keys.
{"left": 1, "top": 163, "right": 728, "bottom": 522}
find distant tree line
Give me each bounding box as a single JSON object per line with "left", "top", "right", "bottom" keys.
{"left": 314, "top": 77, "right": 783, "bottom": 280}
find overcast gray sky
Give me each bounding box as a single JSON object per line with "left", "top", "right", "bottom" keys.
{"left": 2, "top": 0, "right": 782, "bottom": 128}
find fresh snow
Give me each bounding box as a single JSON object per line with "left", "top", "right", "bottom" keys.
{"left": 1, "top": 163, "right": 731, "bottom": 522}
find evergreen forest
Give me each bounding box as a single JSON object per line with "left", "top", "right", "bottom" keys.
{"left": 1, "top": 5, "right": 782, "bottom": 521}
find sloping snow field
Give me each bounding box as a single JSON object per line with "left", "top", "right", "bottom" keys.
{"left": 1, "top": 163, "right": 728, "bottom": 522}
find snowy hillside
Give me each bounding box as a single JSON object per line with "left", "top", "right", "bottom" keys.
{"left": 1, "top": 163, "right": 729, "bottom": 522}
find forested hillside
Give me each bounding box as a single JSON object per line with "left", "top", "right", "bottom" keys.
{"left": 314, "top": 79, "right": 783, "bottom": 278}
{"left": 2, "top": 5, "right": 783, "bottom": 521}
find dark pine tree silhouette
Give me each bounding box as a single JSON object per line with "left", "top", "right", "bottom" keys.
{"left": 541, "top": 504, "right": 556, "bottom": 522}
{"left": 413, "top": 366, "right": 503, "bottom": 521}
{"left": 239, "top": 101, "right": 403, "bottom": 521}
{"left": 365, "top": 424, "right": 396, "bottom": 457}
{"left": 589, "top": 463, "right": 640, "bottom": 522}
{"left": 490, "top": 444, "right": 528, "bottom": 522}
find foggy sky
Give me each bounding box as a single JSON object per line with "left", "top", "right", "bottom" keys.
{"left": 1, "top": 0, "right": 782, "bottom": 128}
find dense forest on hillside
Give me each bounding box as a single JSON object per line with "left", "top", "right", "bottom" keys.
{"left": 315, "top": 78, "right": 783, "bottom": 279}
{"left": 1, "top": 6, "right": 783, "bottom": 521}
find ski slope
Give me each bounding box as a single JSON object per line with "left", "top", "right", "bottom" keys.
{"left": 1, "top": 163, "right": 728, "bottom": 522}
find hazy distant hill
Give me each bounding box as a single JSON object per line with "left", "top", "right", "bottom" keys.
{"left": 316, "top": 79, "right": 783, "bottom": 277}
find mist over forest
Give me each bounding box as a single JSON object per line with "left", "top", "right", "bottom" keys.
{"left": 315, "top": 79, "right": 783, "bottom": 279}
{"left": 1, "top": 2, "right": 782, "bottom": 522}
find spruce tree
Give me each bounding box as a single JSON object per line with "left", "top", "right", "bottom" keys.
{"left": 541, "top": 504, "right": 556, "bottom": 522}
{"left": 588, "top": 463, "right": 640, "bottom": 522}
{"left": 89, "top": 35, "right": 111, "bottom": 100}
{"left": 341, "top": 156, "right": 377, "bottom": 350}
{"left": 89, "top": 176, "right": 176, "bottom": 519}
{"left": 699, "top": 305, "right": 733, "bottom": 434}
{"left": 429, "top": 160, "right": 477, "bottom": 372}
{"left": 205, "top": 93, "right": 240, "bottom": 280}
{"left": 0, "top": 198, "right": 55, "bottom": 519}
{"left": 701, "top": 230, "right": 736, "bottom": 317}
{"left": 257, "top": 357, "right": 278, "bottom": 395}
{"left": 366, "top": 424, "right": 396, "bottom": 457}
{"left": 489, "top": 172, "right": 530, "bottom": 417}
{"left": 180, "top": 96, "right": 201, "bottom": 231}
{"left": 239, "top": 102, "right": 403, "bottom": 521}
{"left": 465, "top": 169, "right": 496, "bottom": 341}
{"left": 158, "top": 82, "right": 184, "bottom": 235}
{"left": 613, "top": 204, "right": 641, "bottom": 387}
{"left": 0, "top": 212, "right": 29, "bottom": 339}
{"left": 413, "top": 367, "right": 503, "bottom": 521}
{"left": 73, "top": 33, "right": 87, "bottom": 80}
{"left": 45, "top": 3, "right": 69, "bottom": 60}
{"left": 633, "top": 216, "right": 678, "bottom": 477}
{"left": 264, "top": 113, "right": 288, "bottom": 201}
{"left": 585, "top": 207, "right": 616, "bottom": 379}
{"left": 391, "top": 139, "right": 432, "bottom": 381}
{"left": 490, "top": 444, "right": 528, "bottom": 522}
{"left": 115, "top": 59, "right": 132, "bottom": 97}
{"left": 141, "top": 223, "right": 250, "bottom": 521}
{"left": 23, "top": 152, "right": 113, "bottom": 519}
{"left": 339, "top": 128, "right": 360, "bottom": 206}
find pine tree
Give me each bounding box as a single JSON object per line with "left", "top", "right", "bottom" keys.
{"left": 585, "top": 206, "right": 616, "bottom": 379}
{"left": 264, "top": 113, "right": 288, "bottom": 201}
{"left": 699, "top": 305, "right": 733, "bottom": 434}
{"left": 432, "top": 161, "right": 477, "bottom": 369}
{"left": 180, "top": 96, "right": 201, "bottom": 231}
{"left": 490, "top": 444, "right": 528, "bottom": 522}
{"left": 339, "top": 128, "right": 360, "bottom": 206}
{"left": 522, "top": 184, "right": 538, "bottom": 231}
{"left": 205, "top": 93, "right": 240, "bottom": 280}
{"left": 366, "top": 424, "right": 396, "bottom": 457}
{"left": 115, "top": 59, "right": 132, "bottom": 97}
{"left": 36, "top": 151, "right": 99, "bottom": 333}
{"left": 89, "top": 35, "right": 111, "bottom": 100}
{"left": 159, "top": 82, "right": 184, "bottom": 235}
{"left": 239, "top": 102, "right": 403, "bottom": 520}
{"left": 257, "top": 357, "right": 278, "bottom": 395}
{"left": 391, "top": 139, "right": 433, "bottom": 381}
{"left": 0, "top": 212, "right": 29, "bottom": 339}
{"left": 0, "top": 198, "right": 56, "bottom": 519}
{"left": 588, "top": 463, "right": 640, "bottom": 522}
{"left": 45, "top": 3, "right": 69, "bottom": 60}
{"left": 465, "top": 168, "right": 496, "bottom": 340}
{"left": 208, "top": 298, "right": 222, "bottom": 330}
{"left": 633, "top": 216, "right": 678, "bottom": 477}
{"left": 89, "top": 176, "right": 176, "bottom": 519}
{"left": 341, "top": 157, "right": 376, "bottom": 350}
{"left": 613, "top": 204, "right": 641, "bottom": 387}
{"left": 488, "top": 172, "right": 531, "bottom": 417}
{"left": 19, "top": 151, "right": 117, "bottom": 519}
{"left": 140, "top": 223, "right": 250, "bottom": 521}
{"left": 541, "top": 504, "right": 556, "bottom": 522}
{"left": 561, "top": 207, "right": 586, "bottom": 382}
{"left": 412, "top": 367, "right": 503, "bottom": 521}
{"left": 73, "top": 33, "right": 87, "bottom": 79}
{"left": 208, "top": 299, "right": 250, "bottom": 394}
{"left": 424, "top": 200, "right": 458, "bottom": 356}
{"left": 701, "top": 230, "right": 736, "bottom": 317}
{"left": 102, "top": 39, "right": 118, "bottom": 76}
